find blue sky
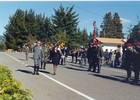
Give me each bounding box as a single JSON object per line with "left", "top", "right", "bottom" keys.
{"left": 0, "top": 1, "right": 140, "bottom": 38}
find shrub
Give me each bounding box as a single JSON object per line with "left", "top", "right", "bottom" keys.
{"left": 0, "top": 65, "right": 34, "bottom": 100}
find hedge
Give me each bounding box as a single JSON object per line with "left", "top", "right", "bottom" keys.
{"left": 0, "top": 64, "right": 34, "bottom": 100}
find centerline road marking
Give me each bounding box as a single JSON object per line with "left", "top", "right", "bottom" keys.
{"left": 3, "top": 52, "right": 95, "bottom": 100}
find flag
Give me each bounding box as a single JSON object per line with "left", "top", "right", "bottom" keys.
{"left": 93, "top": 21, "right": 96, "bottom": 43}
{"left": 121, "top": 38, "right": 126, "bottom": 43}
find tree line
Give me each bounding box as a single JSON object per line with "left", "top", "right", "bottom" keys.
{"left": 4, "top": 5, "right": 90, "bottom": 50}
{"left": 4, "top": 4, "right": 139, "bottom": 50}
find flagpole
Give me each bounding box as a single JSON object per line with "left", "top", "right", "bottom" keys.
{"left": 93, "top": 21, "right": 96, "bottom": 43}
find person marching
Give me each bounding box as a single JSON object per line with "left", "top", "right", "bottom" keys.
{"left": 41, "top": 42, "right": 50, "bottom": 69}
{"left": 94, "top": 42, "right": 103, "bottom": 73}
{"left": 80, "top": 48, "right": 85, "bottom": 67}
{"left": 123, "top": 43, "right": 133, "bottom": 81}
{"left": 52, "top": 46, "right": 61, "bottom": 75}
{"left": 71, "top": 49, "right": 75, "bottom": 63}
{"left": 64, "top": 46, "right": 68, "bottom": 66}
{"left": 87, "top": 43, "right": 93, "bottom": 71}
{"left": 132, "top": 43, "right": 140, "bottom": 83}
{"left": 33, "top": 41, "right": 43, "bottom": 75}
{"left": 84, "top": 48, "right": 88, "bottom": 66}
{"left": 25, "top": 45, "right": 29, "bottom": 60}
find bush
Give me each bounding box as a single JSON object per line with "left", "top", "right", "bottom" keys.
{"left": 0, "top": 43, "right": 6, "bottom": 51}
{"left": 0, "top": 65, "right": 34, "bottom": 100}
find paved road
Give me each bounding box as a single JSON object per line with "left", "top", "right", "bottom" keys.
{"left": 0, "top": 52, "right": 140, "bottom": 100}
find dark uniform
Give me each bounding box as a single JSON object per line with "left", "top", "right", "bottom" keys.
{"left": 87, "top": 45, "right": 97, "bottom": 71}
{"left": 71, "top": 49, "right": 75, "bottom": 63}
{"left": 80, "top": 49, "right": 85, "bottom": 67}
{"left": 133, "top": 45, "right": 140, "bottom": 82}
{"left": 94, "top": 45, "right": 103, "bottom": 73}
{"left": 123, "top": 44, "right": 133, "bottom": 81}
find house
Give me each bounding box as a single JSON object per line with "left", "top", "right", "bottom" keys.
{"left": 96, "top": 37, "right": 127, "bottom": 53}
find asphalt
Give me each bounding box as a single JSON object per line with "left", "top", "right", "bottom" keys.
{"left": 0, "top": 52, "right": 140, "bottom": 100}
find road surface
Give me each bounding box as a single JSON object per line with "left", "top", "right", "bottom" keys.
{"left": 0, "top": 52, "right": 140, "bottom": 100}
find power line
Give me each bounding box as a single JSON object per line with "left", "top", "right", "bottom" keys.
{"left": 63, "top": 1, "right": 103, "bottom": 18}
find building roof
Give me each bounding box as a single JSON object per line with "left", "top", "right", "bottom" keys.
{"left": 96, "top": 37, "right": 127, "bottom": 46}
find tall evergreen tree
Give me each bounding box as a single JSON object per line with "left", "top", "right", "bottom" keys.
{"left": 4, "top": 9, "right": 27, "bottom": 50}
{"left": 81, "top": 28, "right": 88, "bottom": 46}
{"left": 35, "top": 14, "right": 45, "bottom": 41}
{"left": 100, "top": 12, "right": 113, "bottom": 38}
{"left": 100, "top": 12, "right": 124, "bottom": 38}
{"left": 128, "top": 22, "right": 140, "bottom": 43}
{"left": 112, "top": 12, "right": 124, "bottom": 38}
{"left": 44, "top": 17, "right": 54, "bottom": 43}
{"left": 25, "top": 9, "right": 36, "bottom": 37}
{"left": 52, "top": 4, "right": 79, "bottom": 49}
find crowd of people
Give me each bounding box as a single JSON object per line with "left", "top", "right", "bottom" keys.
{"left": 24, "top": 41, "right": 140, "bottom": 83}
{"left": 25, "top": 41, "right": 69, "bottom": 75}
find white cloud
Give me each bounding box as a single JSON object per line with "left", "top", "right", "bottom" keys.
{"left": 120, "top": 18, "right": 132, "bottom": 24}
{"left": 80, "top": 18, "right": 93, "bottom": 25}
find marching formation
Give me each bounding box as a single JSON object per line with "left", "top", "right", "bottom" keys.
{"left": 24, "top": 41, "right": 140, "bottom": 83}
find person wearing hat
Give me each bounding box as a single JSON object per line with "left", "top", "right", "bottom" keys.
{"left": 33, "top": 41, "right": 44, "bottom": 75}
{"left": 41, "top": 42, "right": 50, "bottom": 69}
{"left": 87, "top": 42, "right": 97, "bottom": 71}
{"left": 123, "top": 43, "right": 133, "bottom": 81}
{"left": 132, "top": 43, "right": 140, "bottom": 83}
{"left": 93, "top": 42, "right": 103, "bottom": 73}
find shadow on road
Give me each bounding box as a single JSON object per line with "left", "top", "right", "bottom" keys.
{"left": 16, "top": 69, "right": 33, "bottom": 74}
{"left": 29, "top": 57, "right": 34, "bottom": 59}
{"left": 89, "top": 73, "right": 140, "bottom": 86}
{"left": 26, "top": 65, "right": 34, "bottom": 68}
{"left": 18, "top": 59, "right": 26, "bottom": 61}
{"left": 39, "top": 70, "right": 53, "bottom": 75}
{"left": 64, "top": 66, "right": 88, "bottom": 72}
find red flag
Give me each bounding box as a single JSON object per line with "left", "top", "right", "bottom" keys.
{"left": 93, "top": 21, "right": 96, "bottom": 43}
{"left": 121, "top": 38, "right": 126, "bottom": 43}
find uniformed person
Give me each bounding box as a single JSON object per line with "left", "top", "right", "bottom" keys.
{"left": 25, "top": 45, "right": 29, "bottom": 60}
{"left": 93, "top": 42, "right": 103, "bottom": 73}
{"left": 87, "top": 43, "right": 97, "bottom": 71}
{"left": 80, "top": 48, "right": 84, "bottom": 67}
{"left": 41, "top": 42, "right": 50, "bottom": 69}
{"left": 33, "top": 41, "right": 43, "bottom": 75}
{"left": 84, "top": 48, "right": 88, "bottom": 66}
{"left": 87, "top": 43, "right": 93, "bottom": 71}
{"left": 133, "top": 43, "right": 140, "bottom": 83}
{"left": 71, "top": 49, "right": 75, "bottom": 63}
{"left": 123, "top": 43, "right": 133, "bottom": 81}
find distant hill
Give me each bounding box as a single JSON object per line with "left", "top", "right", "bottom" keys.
{"left": 0, "top": 35, "right": 5, "bottom": 43}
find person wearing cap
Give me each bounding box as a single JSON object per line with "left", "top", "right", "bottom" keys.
{"left": 87, "top": 42, "right": 97, "bottom": 71}
{"left": 41, "top": 42, "right": 50, "bottom": 69}
{"left": 132, "top": 43, "right": 140, "bottom": 83}
{"left": 33, "top": 41, "right": 43, "bottom": 75}
{"left": 123, "top": 43, "right": 133, "bottom": 81}
{"left": 93, "top": 42, "right": 103, "bottom": 73}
